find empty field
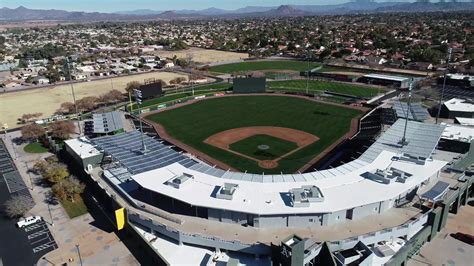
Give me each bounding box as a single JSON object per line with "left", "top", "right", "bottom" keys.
{"left": 210, "top": 60, "right": 320, "bottom": 74}
{"left": 152, "top": 47, "right": 248, "bottom": 64}
{"left": 0, "top": 71, "right": 187, "bottom": 129}
{"left": 146, "top": 95, "right": 362, "bottom": 173}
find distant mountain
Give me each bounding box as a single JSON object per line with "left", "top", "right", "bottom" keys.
{"left": 1, "top": 2, "right": 474, "bottom": 22}
{"left": 0, "top": 6, "right": 132, "bottom": 21}
{"left": 375, "top": 2, "right": 474, "bottom": 13}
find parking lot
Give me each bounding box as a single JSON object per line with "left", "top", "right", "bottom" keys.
{"left": 23, "top": 220, "right": 58, "bottom": 255}
{"left": 0, "top": 139, "right": 57, "bottom": 265}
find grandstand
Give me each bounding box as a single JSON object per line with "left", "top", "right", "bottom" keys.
{"left": 68, "top": 119, "right": 448, "bottom": 229}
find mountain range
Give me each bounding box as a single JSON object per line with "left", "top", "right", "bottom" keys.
{"left": 1, "top": 2, "right": 474, "bottom": 22}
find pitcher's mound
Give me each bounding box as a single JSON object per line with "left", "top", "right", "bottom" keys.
{"left": 259, "top": 160, "right": 278, "bottom": 169}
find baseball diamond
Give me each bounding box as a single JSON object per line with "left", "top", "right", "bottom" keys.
{"left": 145, "top": 94, "right": 364, "bottom": 173}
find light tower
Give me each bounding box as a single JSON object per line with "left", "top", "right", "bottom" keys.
{"left": 133, "top": 89, "right": 148, "bottom": 154}
{"left": 399, "top": 80, "right": 413, "bottom": 147}
{"left": 66, "top": 58, "right": 82, "bottom": 136}
{"left": 435, "top": 47, "right": 452, "bottom": 124}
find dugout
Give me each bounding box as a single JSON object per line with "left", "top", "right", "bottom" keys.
{"left": 138, "top": 81, "right": 163, "bottom": 99}
{"left": 233, "top": 77, "right": 266, "bottom": 93}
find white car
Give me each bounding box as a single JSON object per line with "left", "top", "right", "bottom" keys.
{"left": 17, "top": 216, "right": 42, "bottom": 228}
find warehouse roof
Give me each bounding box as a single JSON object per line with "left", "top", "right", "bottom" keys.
{"left": 443, "top": 98, "right": 474, "bottom": 113}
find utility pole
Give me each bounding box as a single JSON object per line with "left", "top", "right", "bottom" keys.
{"left": 133, "top": 89, "right": 147, "bottom": 154}
{"left": 399, "top": 80, "right": 413, "bottom": 147}
{"left": 435, "top": 47, "right": 452, "bottom": 124}
{"left": 306, "top": 51, "right": 310, "bottom": 95}
{"left": 66, "top": 58, "right": 82, "bottom": 136}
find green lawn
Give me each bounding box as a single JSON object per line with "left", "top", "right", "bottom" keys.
{"left": 229, "top": 134, "right": 298, "bottom": 160}
{"left": 23, "top": 142, "right": 48, "bottom": 153}
{"left": 268, "top": 80, "right": 380, "bottom": 98}
{"left": 146, "top": 95, "right": 362, "bottom": 173}
{"left": 60, "top": 195, "right": 88, "bottom": 218}
{"left": 210, "top": 60, "right": 320, "bottom": 74}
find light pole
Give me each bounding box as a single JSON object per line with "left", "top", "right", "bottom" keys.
{"left": 133, "top": 89, "right": 147, "bottom": 154}
{"left": 66, "top": 58, "right": 82, "bottom": 136}
{"left": 24, "top": 161, "right": 34, "bottom": 191}
{"left": 45, "top": 192, "right": 54, "bottom": 226}
{"left": 76, "top": 244, "right": 83, "bottom": 266}
{"left": 435, "top": 47, "right": 452, "bottom": 124}
{"left": 399, "top": 80, "right": 413, "bottom": 146}
{"left": 306, "top": 51, "right": 310, "bottom": 95}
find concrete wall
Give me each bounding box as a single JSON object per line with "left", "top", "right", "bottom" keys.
{"left": 352, "top": 202, "right": 382, "bottom": 220}
{"left": 288, "top": 214, "right": 323, "bottom": 227}
{"left": 322, "top": 210, "right": 347, "bottom": 226}
{"left": 256, "top": 215, "right": 287, "bottom": 228}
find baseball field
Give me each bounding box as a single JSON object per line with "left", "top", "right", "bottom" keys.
{"left": 146, "top": 95, "right": 363, "bottom": 174}
{"left": 268, "top": 80, "right": 381, "bottom": 98}
{"left": 209, "top": 60, "right": 320, "bottom": 74}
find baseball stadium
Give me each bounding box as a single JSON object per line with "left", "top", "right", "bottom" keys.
{"left": 62, "top": 61, "right": 472, "bottom": 265}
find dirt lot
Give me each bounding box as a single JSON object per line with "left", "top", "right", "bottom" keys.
{"left": 0, "top": 71, "right": 186, "bottom": 129}
{"left": 151, "top": 47, "right": 248, "bottom": 64}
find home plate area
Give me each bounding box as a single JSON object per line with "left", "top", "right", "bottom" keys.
{"left": 205, "top": 126, "right": 319, "bottom": 169}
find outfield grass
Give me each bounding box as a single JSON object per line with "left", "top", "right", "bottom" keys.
{"left": 229, "top": 134, "right": 298, "bottom": 160}
{"left": 60, "top": 195, "right": 88, "bottom": 218}
{"left": 23, "top": 142, "right": 48, "bottom": 153}
{"left": 147, "top": 95, "right": 361, "bottom": 173}
{"left": 210, "top": 60, "right": 320, "bottom": 74}
{"left": 268, "top": 80, "right": 380, "bottom": 98}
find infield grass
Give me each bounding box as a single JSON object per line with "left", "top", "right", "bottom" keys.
{"left": 229, "top": 134, "right": 298, "bottom": 160}
{"left": 210, "top": 60, "right": 320, "bottom": 74}
{"left": 147, "top": 95, "right": 362, "bottom": 173}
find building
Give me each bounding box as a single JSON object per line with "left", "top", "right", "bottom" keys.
{"left": 440, "top": 98, "right": 474, "bottom": 119}
{"left": 438, "top": 123, "right": 473, "bottom": 153}
{"left": 64, "top": 137, "right": 103, "bottom": 171}
{"left": 357, "top": 74, "right": 411, "bottom": 89}
{"left": 438, "top": 73, "right": 474, "bottom": 89}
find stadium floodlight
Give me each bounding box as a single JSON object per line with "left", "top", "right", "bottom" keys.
{"left": 132, "top": 88, "right": 147, "bottom": 154}
{"left": 66, "top": 57, "right": 82, "bottom": 136}
{"left": 399, "top": 79, "right": 413, "bottom": 146}
{"left": 435, "top": 47, "right": 452, "bottom": 124}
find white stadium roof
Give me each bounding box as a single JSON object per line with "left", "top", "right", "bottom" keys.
{"left": 132, "top": 150, "right": 446, "bottom": 215}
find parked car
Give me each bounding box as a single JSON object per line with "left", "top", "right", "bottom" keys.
{"left": 16, "top": 216, "right": 42, "bottom": 228}
{"left": 450, "top": 232, "right": 474, "bottom": 245}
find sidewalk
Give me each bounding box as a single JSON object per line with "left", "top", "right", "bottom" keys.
{"left": 1, "top": 132, "right": 138, "bottom": 266}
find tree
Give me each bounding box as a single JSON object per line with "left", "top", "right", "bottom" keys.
{"left": 52, "top": 177, "right": 85, "bottom": 202}
{"left": 4, "top": 195, "right": 35, "bottom": 218}
{"left": 76, "top": 96, "right": 98, "bottom": 112}
{"left": 21, "top": 123, "right": 45, "bottom": 141}
{"left": 21, "top": 112, "right": 43, "bottom": 123}
{"left": 169, "top": 77, "right": 187, "bottom": 85}
{"left": 125, "top": 81, "right": 141, "bottom": 94}
{"left": 101, "top": 89, "right": 124, "bottom": 104}
{"left": 56, "top": 102, "right": 76, "bottom": 114}
{"left": 42, "top": 163, "right": 69, "bottom": 184}
{"left": 49, "top": 120, "right": 75, "bottom": 139}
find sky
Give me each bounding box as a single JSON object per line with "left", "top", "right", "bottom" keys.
{"left": 1, "top": 0, "right": 414, "bottom": 12}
